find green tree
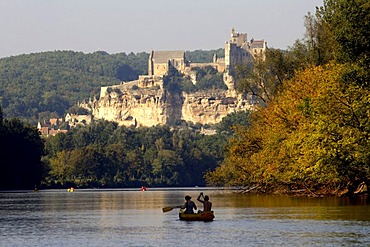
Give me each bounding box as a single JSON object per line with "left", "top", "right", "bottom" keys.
{"left": 185, "top": 49, "right": 224, "bottom": 63}
{"left": 215, "top": 111, "right": 251, "bottom": 136}
{"left": 321, "top": 0, "right": 370, "bottom": 66}
{"left": 48, "top": 150, "right": 74, "bottom": 186}
{"left": 0, "top": 110, "right": 45, "bottom": 189}
{"left": 235, "top": 48, "right": 300, "bottom": 104}
{"left": 152, "top": 149, "right": 184, "bottom": 186}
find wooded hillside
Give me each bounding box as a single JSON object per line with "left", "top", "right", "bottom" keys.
{"left": 0, "top": 49, "right": 223, "bottom": 123}
{"left": 0, "top": 51, "right": 148, "bottom": 122}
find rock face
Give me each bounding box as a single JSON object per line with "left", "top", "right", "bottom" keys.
{"left": 89, "top": 83, "right": 168, "bottom": 127}
{"left": 83, "top": 83, "right": 254, "bottom": 127}
{"left": 181, "top": 91, "right": 252, "bottom": 125}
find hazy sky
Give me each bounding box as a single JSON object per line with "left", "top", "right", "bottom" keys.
{"left": 0, "top": 0, "right": 323, "bottom": 58}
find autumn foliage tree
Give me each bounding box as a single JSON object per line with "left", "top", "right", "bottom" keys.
{"left": 206, "top": 64, "right": 370, "bottom": 193}
{"left": 206, "top": 0, "right": 370, "bottom": 195}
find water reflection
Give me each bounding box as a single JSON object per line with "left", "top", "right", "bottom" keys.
{"left": 0, "top": 189, "right": 369, "bottom": 246}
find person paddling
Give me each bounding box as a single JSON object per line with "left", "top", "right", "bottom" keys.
{"left": 197, "top": 192, "right": 212, "bottom": 212}
{"left": 179, "top": 195, "right": 197, "bottom": 214}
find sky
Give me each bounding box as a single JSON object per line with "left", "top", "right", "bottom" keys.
{"left": 0, "top": 0, "right": 323, "bottom": 58}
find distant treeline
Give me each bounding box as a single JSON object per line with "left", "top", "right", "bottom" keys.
{"left": 0, "top": 104, "right": 250, "bottom": 190}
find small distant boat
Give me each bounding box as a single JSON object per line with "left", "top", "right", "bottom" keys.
{"left": 67, "top": 187, "right": 75, "bottom": 192}
{"left": 179, "top": 210, "right": 215, "bottom": 221}
{"left": 140, "top": 186, "right": 147, "bottom": 191}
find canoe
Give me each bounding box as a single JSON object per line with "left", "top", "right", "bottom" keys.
{"left": 179, "top": 210, "right": 215, "bottom": 221}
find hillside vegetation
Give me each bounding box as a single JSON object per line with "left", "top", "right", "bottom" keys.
{"left": 0, "top": 51, "right": 148, "bottom": 122}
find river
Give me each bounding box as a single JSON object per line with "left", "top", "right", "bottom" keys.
{"left": 1, "top": 188, "right": 369, "bottom": 246}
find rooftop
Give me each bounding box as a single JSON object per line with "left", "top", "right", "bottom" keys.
{"left": 153, "top": 50, "right": 184, "bottom": 63}
{"left": 250, "top": 40, "right": 265, "bottom": 49}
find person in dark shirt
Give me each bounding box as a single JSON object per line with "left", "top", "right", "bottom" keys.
{"left": 180, "top": 195, "right": 197, "bottom": 214}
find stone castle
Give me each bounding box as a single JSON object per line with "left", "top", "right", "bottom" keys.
{"left": 81, "top": 29, "right": 267, "bottom": 127}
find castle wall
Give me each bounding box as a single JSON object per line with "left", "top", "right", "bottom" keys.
{"left": 149, "top": 50, "right": 186, "bottom": 76}
{"left": 153, "top": 62, "right": 169, "bottom": 76}
{"left": 188, "top": 62, "right": 221, "bottom": 71}
{"left": 250, "top": 40, "right": 267, "bottom": 60}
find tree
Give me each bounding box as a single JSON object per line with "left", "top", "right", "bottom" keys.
{"left": 48, "top": 150, "right": 74, "bottom": 186}
{"left": 185, "top": 49, "right": 224, "bottom": 63}
{"left": 206, "top": 64, "right": 370, "bottom": 194}
{"left": 215, "top": 111, "right": 251, "bottom": 136}
{"left": 317, "top": 0, "right": 370, "bottom": 86}
{"left": 152, "top": 149, "right": 184, "bottom": 186}
{"left": 0, "top": 111, "right": 45, "bottom": 189}
{"left": 321, "top": 0, "right": 370, "bottom": 66}
{"left": 235, "top": 48, "right": 300, "bottom": 104}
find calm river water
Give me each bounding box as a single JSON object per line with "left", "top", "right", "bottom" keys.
{"left": 1, "top": 188, "right": 369, "bottom": 246}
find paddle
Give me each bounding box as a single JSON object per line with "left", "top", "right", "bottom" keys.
{"left": 162, "top": 206, "right": 180, "bottom": 213}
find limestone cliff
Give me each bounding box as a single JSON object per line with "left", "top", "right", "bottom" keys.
{"left": 89, "top": 84, "right": 168, "bottom": 127}
{"left": 181, "top": 90, "right": 253, "bottom": 125}
{"left": 83, "top": 82, "right": 254, "bottom": 127}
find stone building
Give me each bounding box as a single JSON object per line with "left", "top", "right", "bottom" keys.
{"left": 65, "top": 113, "right": 92, "bottom": 127}
{"left": 37, "top": 120, "right": 68, "bottom": 136}
{"left": 148, "top": 50, "right": 186, "bottom": 76}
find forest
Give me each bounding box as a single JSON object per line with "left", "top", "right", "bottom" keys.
{"left": 0, "top": 106, "right": 249, "bottom": 189}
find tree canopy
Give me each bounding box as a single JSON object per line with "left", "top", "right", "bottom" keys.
{"left": 0, "top": 106, "right": 45, "bottom": 190}
{"left": 43, "top": 121, "right": 232, "bottom": 188}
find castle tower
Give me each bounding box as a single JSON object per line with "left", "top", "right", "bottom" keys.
{"left": 223, "top": 28, "right": 254, "bottom": 93}
{"left": 213, "top": 53, "right": 217, "bottom": 63}
{"left": 230, "top": 27, "right": 248, "bottom": 47}
{"left": 148, "top": 50, "right": 154, "bottom": 76}
{"left": 223, "top": 41, "right": 236, "bottom": 92}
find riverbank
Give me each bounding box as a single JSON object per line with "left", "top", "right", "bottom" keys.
{"left": 235, "top": 182, "right": 369, "bottom": 197}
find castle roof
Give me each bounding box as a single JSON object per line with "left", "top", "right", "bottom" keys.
{"left": 250, "top": 40, "right": 265, "bottom": 49}
{"left": 153, "top": 50, "right": 184, "bottom": 63}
